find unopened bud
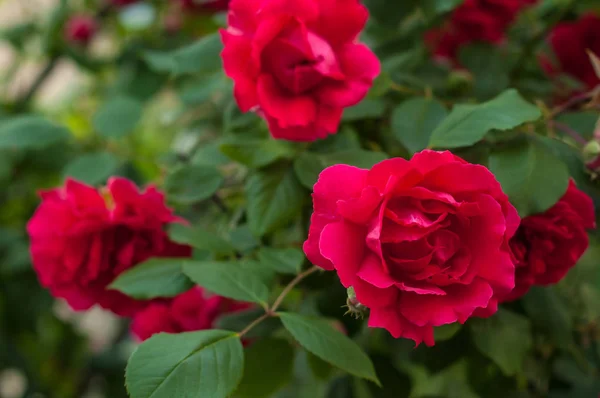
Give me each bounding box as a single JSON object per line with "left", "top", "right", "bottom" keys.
{"left": 583, "top": 140, "right": 600, "bottom": 172}
{"left": 343, "top": 287, "right": 369, "bottom": 319}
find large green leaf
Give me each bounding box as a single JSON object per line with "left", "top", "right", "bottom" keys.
{"left": 429, "top": 89, "right": 541, "bottom": 149}
{"left": 0, "top": 116, "right": 70, "bottom": 149}
{"left": 294, "top": 150, "right": 388, "bottom": 189}
{"left": 234, "top": 338, "right": 295, "bottom": 398}
{"left": 62, "top": 152, "right": 120, "bottom": 185}
{"left": 143, "top": 32, "right": 223, "bottom": 76}
{"left": 126, "top": 330, "right": 243, "bottom": 398}
{"left": 246, "top": 165, "right": 306, "bottom": 237}
{"left": 168, "top": 224, "right": 236, "bottom": 255}
{"left": 391, "top": 97, "right": 447, "bottom": 154}
{"left": 93, "top": 96, "right": 143, "bottom": 138}
{"left": 342, "top": 99, "right": 386, "bottom": 121}
{"left": 522, "top": 286, "right": 574, "bottom": 349}
{"left": 470, "top": 309, "right": 532, "bottom": 376}
{"left": 109, "top": 258, "right": 193, "bottom": 299}
{"left": 258, "top": 247, "right": 305, "bottom": 275}
{"left": 164, "top": 165, "right": 224, "bottom": 204}
{"left": 220, "top": 138, "right": 296, "bottom": 169}
{"left": 278, "top": 312, "right": 380, "bottom": 385}
{"left": 489, "top": 138, "right": 570, "bottom": 217}
{"left": 183, "top": 261, "right": 270, "bottom": 307}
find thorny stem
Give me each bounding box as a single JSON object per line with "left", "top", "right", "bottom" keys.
{"left": 238, "top": 266, "right": 320, "bottom": 337}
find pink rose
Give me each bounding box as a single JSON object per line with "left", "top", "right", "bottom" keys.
{"left": 220, "top": 0, "right": 380, "bottom": 141}
{"left": 303, "top": 150, "right": 520, "bottom": 346}
{"left": 131, "top": 287, "right": 250, "bottom": 341}
{"left": 27, "top": 178, "right": 191, "bottom": 316}
{"left": 505, "top": 180, "right": 596, "bottom": 301}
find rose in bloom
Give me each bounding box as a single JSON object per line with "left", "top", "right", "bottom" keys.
{"left": 178, "top": 0, "right": 230, "bottom": 12}
{"left": 131, "top": 287, "right": 250, "bottom": 341}
{"left": 221, "top": 0, "right": 380, "bottom": 141}
{"left": 64, "top": 16, "right": 98, "bottom": 45}
{"left": 425, "top": 0, "right": 536, "bottom": 61}
{"left": 505, "top": 181, "right": 595, "bottom": 301}
{"left": 548, "top": 14, "right": 600, "bottom": 90}
{"left": 303, "top": 150, "right": 520, "bottom": 346}
{"left": 27, "top": 178, "right": 191, "bottom": 316}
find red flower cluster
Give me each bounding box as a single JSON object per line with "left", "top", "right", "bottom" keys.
{"left": 303, "top": 152, "right": 596, "bottom": 345}
{"left": 131, "top": 287, "right": 249, "bottom": 341}
{"left": 220, "top": 0, "right": 380, "bottom": 141}
{"left": 425, "top": 0, "right": 537, "bottom": 61}
{"left": 304, "top": 151, "right": 520, "bottom": 346}
{"left": 506, "top": 181, "right": 595, "bottom": 301}
{"left": 64, "top": 16, "right": 98, "bottom": 45}
{"left": 548, "top": 13, "right": 600, "bottom": 90}
{"left": 27, "top": 178, "right": 190, "bottom": 316}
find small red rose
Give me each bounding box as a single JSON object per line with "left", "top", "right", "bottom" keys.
{"left": 303, "top": 150, "right": 520, "bottom": 346}
{"left": 221, "top": 0, "right": 380, "bottom": 141}
{"left": 131, "top": 287, "right": 250, "bottom": 341}
{"left": 27, "top": 178, "right": 191, "bottom": 316}
{"left": 548, "top": 13, "right": 600, "bottom": 90}
{"left": 505, "top": 180, "right": 596, "bottom": 301}
{"left": 65, "top": 16, "right": 98, "bottom": 45}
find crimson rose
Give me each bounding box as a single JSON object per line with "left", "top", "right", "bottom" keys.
{"left": 505, "top": 180, "right": 596, "bottom": 301}
{"left": 131, "top": 287, "right": 249, "bottom": 341}
{"left": 27, "top": 178, "right": 191, "bottom": 316}
{"left": 303, "top": 150, "right": 520, "bottom": 346}
{"left": 64, "top": 15, "right": 98, "bottom": 45}
{"left": 220, "top": 0, "right": 380, "bottom": 141}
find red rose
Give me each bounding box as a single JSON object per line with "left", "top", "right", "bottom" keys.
{"left": 64, "top": 16, "right": 98, "bottom": 45}
{"left": 505, "top": 180, "right": 596, "bottom": 301}
{"left": 303, "top": 150, "right": 520, "bottom": 346}
{"left": 131, "top": 287, "right": 250, "bottom": 341}
{"left": 178, "top": 0, "right": 230, "bottom": 12}
{"left": 220, "top": 0, "right": 380, "bottom": 141}
{"left": 426, "top": 0, "right": 536, "bottom": 61}
{"left": 27, "top": 178, "right": 191, "bottom": 316}
{"left": 549, "top": 14, "right": 600, "bottom": 90}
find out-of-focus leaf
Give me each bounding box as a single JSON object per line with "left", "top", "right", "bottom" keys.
{"left": 220, "top": 139, "right": 296, "bottom": 168}
{"left": 164, "top": 165, "right": 224, "bottom": 204}
{"left": 459, "top": 44, "right": 511, "bottom": 100}
{"left": 126, "top": 330, "right": 243, "bottom": 398}
{"left": 522, "top": 286, "right": 574, "bottom": 349}
{"left": 93, "top": 96, "right": 143, "bottom": 138}
{"left": 489, "top": 138, "right": 569, "bottom": 217}
{"left": 391, "top": 97, "right": 447, "bottom": 154}
{"left": 168, "top": 224, "right": 236, "bottom": 255}
{"left": 62, "top": 152, "right": 119, "bottom": 185}
{"left": 429, "top": 89, "right": 541, "bottom": 149}
{"left": 343, "top": 99, "right": 386, "bottom": 121}
{"left": 258, "top": 247, "right": 304, "bottom": 275}
{"left": 0, "top": 116, "right": 70, "bottom": 149}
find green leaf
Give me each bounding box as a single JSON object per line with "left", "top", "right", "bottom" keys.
{"left": 342, "top": 99, "right": 386, "bottom": 121}
{"left": 168, "top": 224, "right": 236, "bottom": 255}
{"left": 93, "top": 96, "right": 143, "bottom": 138}
{"left": 420, "top": 0, "right": 463, "bottom": 17}
{"left": 391, "top": 97, "right": 447, "bottom": 154}
{"left": 164, "top": 165, "right": 224, "bottom": 204}
{"left": 458, "top": 44, "right": 511, "bottom": 100}
{"left": 429, "top": 89, "right": 541, "bottom": 149}
{"left": 183, "top": 261, "right": 270, "bottom": 307}
{"left": 235, "top": 338, "right": 295, "bottom": 398}
{"left": 126, "top": 330, "right": 243, "bottom": 398}
{"left": 433, "top": 323, "right": 462, "bottom": 342}
{"left": 216, "top": 308, "right": 282, "bottom": 338}
{"left": 246, "top": 165, "right": 306, "bottom": 237}
{"left": 522, "top": 286, "right": 574, "bottom": 349}
{"left": 0, "top": 116, "right": 70, "bottom": 150}
{"left": 470, "top": 309, "right": 532, "bottom": 376}
{"left": 258, "top": 247, "right": 305, "bottom": 275}
{"left": 109, "top": 258, "right": 193, "bottom": 299}
{"left": 63, "top": 152, "right": 120, "bottom": 185}
{"left": 220, "top": 139, "right": 296, "bottom": 169}
{"left": 489, "top": 138, "right": 570, "bottom": 217}
{"left": 143, "top": 33, "right": 223, "bottom": 76}
{"left": 294, "top": 150, "right": 388, "bottom": 189}
{"left": 278, "top": 312, "right": 380, "bottom": 385}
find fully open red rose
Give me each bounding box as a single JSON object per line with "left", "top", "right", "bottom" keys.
{"left": 505, "top": 180, "right": 596, "bottom": 301}
{"left": 220, "top": 0, "right": 380, "bottom": 141}
{"left": 425, "top": 0, "right": 536, "bottom": 61}
{"left": 27, "top": 178, "right": 191, "bottom": 316}
{"left": 65, "top": 16, "right": 98, "bottom": 45}
{"left": 548, "top": 14, "right": 600, "bottom": 90}
{"left": 303, "top": 150, "right": 520, "bottom": 346}
{"left": 131, "top": 287, "right": 250, "bottom": 341}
